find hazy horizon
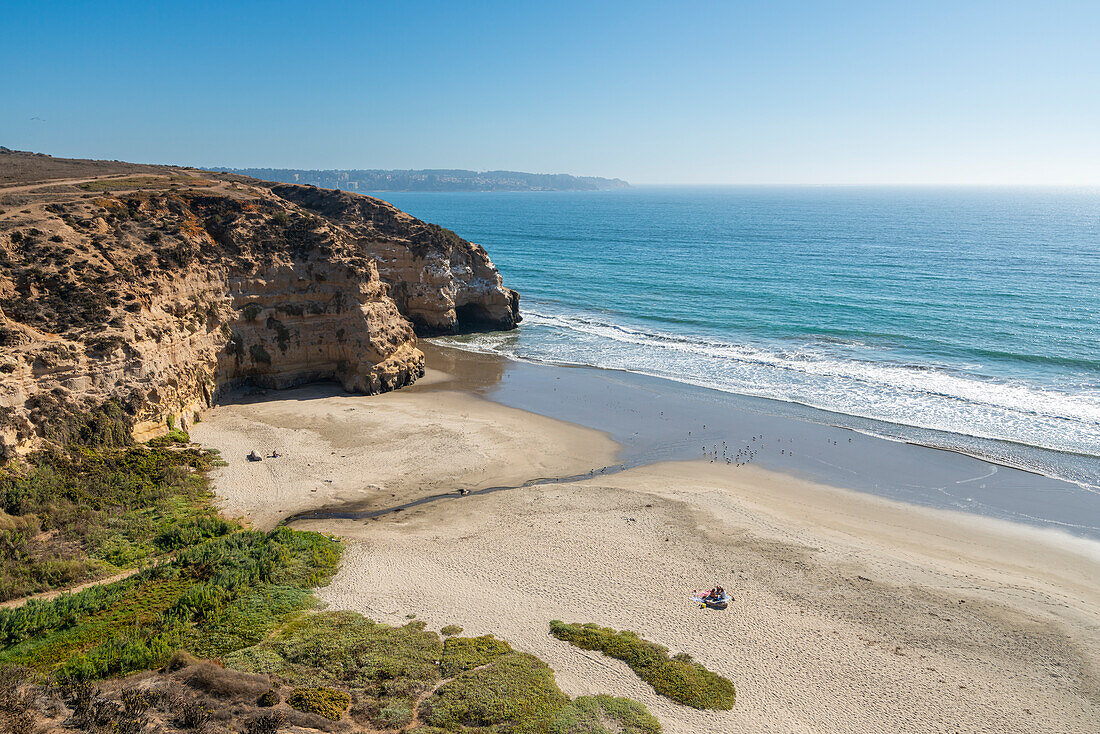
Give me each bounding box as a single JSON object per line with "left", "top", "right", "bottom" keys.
{"left": 4, "top": 1, "right": 1099, "bottom": 186}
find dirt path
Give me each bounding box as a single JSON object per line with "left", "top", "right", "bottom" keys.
{"left": 0, "top": 173, "right": 152, "bottom": 194}
{"left": 406, "top": 659, "right": 497, "bottom": 730}
{"left": 0, "top": 548, "right": 185, "bottom": 610}
{"left": 0, "top": 567, "right": 140, "bottom": 610}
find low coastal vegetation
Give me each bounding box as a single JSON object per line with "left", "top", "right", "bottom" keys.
{"left": 287, "top": 686, "right": 352, "bottom": 720}
{"left": 421, "top": 650, "right": 660, "bottom": 733}
{"left": 0, "top": 425, "right": 230, "bottom": 602}
{"left": 225, "top": 609, "right": 444, "bottom": 728}
{"left": 0, "top": 527, "right": 340, "bottom": 679}
{"left": 550, "top": 620, "right": 736, "bottom": 710}
{"left": 226, "top": 610, "right": 660, "bottom": 732}
{"left": 439, "top": 633, "right": 512, "bottom": 676}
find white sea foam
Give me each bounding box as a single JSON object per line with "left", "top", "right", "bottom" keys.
{"left": 436, "top": 307, "right": 1100, "bottom": 472}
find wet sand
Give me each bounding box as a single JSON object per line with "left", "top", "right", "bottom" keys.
{"left": 195, "top": 346, "right": 1100, "bottom": 734}
{"left": 428, "top": 343, "right": 1100, "bottom": 539}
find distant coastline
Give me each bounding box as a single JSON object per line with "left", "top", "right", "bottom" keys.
{"left": 208, "top": 167, "right": 630, "bottom": 192}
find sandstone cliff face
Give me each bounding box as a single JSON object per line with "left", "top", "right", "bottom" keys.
{"left": 268, "top": 184, "right": 520, "bottom": 334}
{"left": 0, "top": 165, "right": 518, "bottom": 454}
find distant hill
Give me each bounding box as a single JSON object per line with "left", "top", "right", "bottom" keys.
{"left": 208, "top": 167, "right": 630, "bottom": 192}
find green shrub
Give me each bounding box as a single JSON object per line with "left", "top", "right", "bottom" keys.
{"left": 288, "top": 686, "right": 350, "bottom": 720}
{"left": 439, "top": 634, "right": 511, "bottom": 677}
{"left": 422, "top": 652, "right": 569, "bottom": 731}
{"left": 0, "top": 511, "right": 102, "bottom": 601}
{"left": 226, "top": 610, "right": 442, "bottom": 730}
{"left": 0, "top": 441, "right": 225, "bottom": 600}
{"left": 377, "top": 700, "right": 413, "bottom": 727}
{"left": 226, "top": 611, "right": 441, "bottom": 689}
{"left": 551, "top": 695, "right": 662, "bottom": 734}
{"left": 181, "top": 583, "right": 315, "bottom": 659}
{"left": 148, "top": 429, "right": 189, "bottom": 447}
{"left": 549, "top": 621, "right": 734, "bottom": 710}
{"left": 153, "top": 516, "right": 234, "bottom": 551}
{"left": 440, "top": 624, "right": 463, "bottom": 637}
{"left": 257, "top": 688, "right": 280, "bottom": 707}
{"left": 35, "top": 399, "right": 132, "bottom": 449}
{"left": 0, "top": 529, "right": 341, "bottom": 679}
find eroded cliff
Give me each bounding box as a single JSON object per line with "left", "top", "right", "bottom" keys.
{"left": 0, "top": 155, "right": 519, "bottom": 454}
{"left": 268, "top": 184, "right": 520, "bottom": 333}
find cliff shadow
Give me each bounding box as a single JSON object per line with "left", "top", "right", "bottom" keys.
{"left": 211, "top": 344, "right": 509, "bottom": 409}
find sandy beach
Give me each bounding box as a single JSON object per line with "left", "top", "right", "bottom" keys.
{"left": 194, "top": 350, "right": 1100, "bottom": 734}
{"left": 191, "top": 372, "right": 617, "bottom": 530}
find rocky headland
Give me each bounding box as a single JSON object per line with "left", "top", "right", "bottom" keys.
{"left": 0, "top": 149, "right": 520, "bottom": 455}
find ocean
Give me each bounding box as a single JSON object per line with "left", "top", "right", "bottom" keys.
{"left": 374, "top": 186, "right": 1100, "bottom": 491}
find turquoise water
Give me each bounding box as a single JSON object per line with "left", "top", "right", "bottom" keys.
{"left": 374, "top": 187, "right": 1100, "bottom": 488}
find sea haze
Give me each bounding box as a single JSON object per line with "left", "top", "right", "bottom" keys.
{"left": 374, "top": 186, "right": 1100, "bottom": 490}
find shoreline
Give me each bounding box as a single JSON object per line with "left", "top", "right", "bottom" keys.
{"left": 191, "top": 344, "right": 1100, "bottom": 733}
{"left": 430, "top": 333, "right": 1100, "bottom": 497}
{"left": 421, "top": 342, "right": 1100, "bottom": 540}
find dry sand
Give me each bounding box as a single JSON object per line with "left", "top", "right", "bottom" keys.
{"left": 197, "top": 365, "right": 1100, "bottom": 734}
{"left": 191, "top": 373, "right": 617, "bottom": 530}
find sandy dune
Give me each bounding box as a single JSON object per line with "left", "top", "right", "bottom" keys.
{"left": 198, "top": 365, "right": 1100, "bottom": 734}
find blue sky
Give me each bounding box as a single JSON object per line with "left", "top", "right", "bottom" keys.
{"left": 3, "top": 1, "right": 1098, "bottom": 184}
